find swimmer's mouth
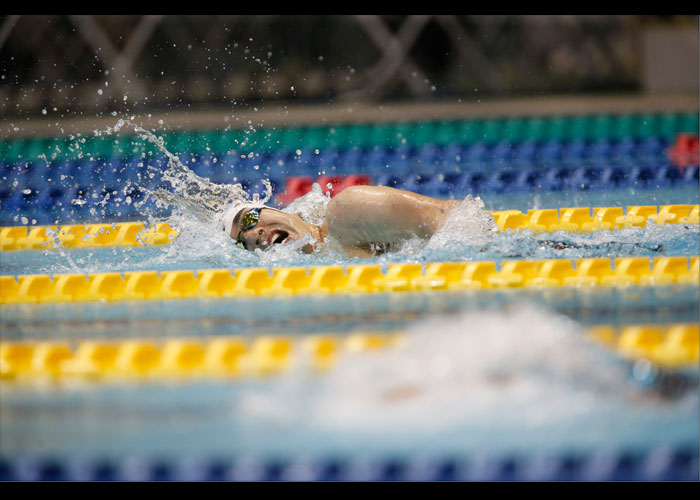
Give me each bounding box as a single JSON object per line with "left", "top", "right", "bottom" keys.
{"left": 268, "top": 230, "right": 290, "bottom": 246}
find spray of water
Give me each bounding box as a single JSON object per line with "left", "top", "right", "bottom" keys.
{"left": 233, "top": 303, "right": 698, "bottom": 456}
{"left": 99, "top": 119, "right": 271, "bottom": 225}
{"left": 45, "top": 119, "right": 697, "bottom": 271}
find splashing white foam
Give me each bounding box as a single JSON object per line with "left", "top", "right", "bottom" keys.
{"left": 234, "top": 303, "right": 691, "bottom": 441}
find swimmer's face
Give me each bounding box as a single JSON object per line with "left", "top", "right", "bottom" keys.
{"left": 230, "top": 207, "right": 314, "bottom": 251}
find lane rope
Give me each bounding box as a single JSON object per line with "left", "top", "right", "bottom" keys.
{"left": 1, "top": 324, "right": 696, "bottom": 383}
{"left": 1, "top": 256, "right": 698, "bottom": 305}
{"left": 1, "top": 204, "right": 697, "bottom": 251}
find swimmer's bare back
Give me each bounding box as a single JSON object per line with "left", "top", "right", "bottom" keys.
{"left": 324, "top": 185, "right": 460, "bottom": 257}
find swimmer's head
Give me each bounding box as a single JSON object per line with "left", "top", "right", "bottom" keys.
{"left": 220, "top": 201, "right": 318, "bottom": 252}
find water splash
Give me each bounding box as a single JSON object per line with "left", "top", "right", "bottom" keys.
{"left": 97, "top": 118, "right": 271, "bottom": 228}
{"left": 232, "top": 303, "right": 698, "bottom": 455}
{"left": 39, "top": 119, "right": 697, "bottom": 269}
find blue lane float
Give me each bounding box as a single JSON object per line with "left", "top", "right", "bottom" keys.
{"left": 1, "top": 446, "right": 697, "bottom": 481}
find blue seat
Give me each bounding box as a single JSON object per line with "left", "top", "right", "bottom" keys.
{"left": 365, "top": 147, "right": 390, "bottom": 172}
{"left": 442, "top": 143, "right": 466, "bottom": 166}
{"left": 561, "top": 139, "right": 588, "bottom": 169}
{"left": 1, "top": 161, "right": 22, "bottom": 187}
{"left": 569, "top": 166, "right": 603, "bottom": 190}
{"left": 33, "top": 187, "right": 68, "bottom": 223}
{"left": 599, "top": 166, "right": 628, "bottom": 189}
{"left": 682, "top": 165, "right": 699, "bottom": 184}
{"left": 0, "top": 188, "right": 20, "bottom": 223}
{"left": 538, "top": 167, "right": 570, "bottom": 191}
{"left": 100, "top": 158, "right": 125, "bottom": 185}
{"left": 428, "top": 171, "right": 466, "bottom": 197}
{"left": 263, "top": 174, "right": 284, "bottom": 196}
{"left": 95, "top": 185, "right": 122, "bottom": 218}
{"left": 512, "top": 140, "right": 538, "bottom": 163}
{"left": 70, "top": 158, "right": 95, "bottom": 186}
{"left": 514, "top": 168, "right": 542, "bottom": 191}
{"left": 654, "top": 164, "right": 683, "bottom": 187}
{"left": 402, "top": 172, "right": 434, "bottom": 194}
{"left": 336, "top": 148, "right": 366, "bottom": 175}
{"left": 465, "top": 142, "right": 490, "bottom": 164}
{"left": 464, "top": 170, "right": 487, "bottom": 193}
{"left": 316, "top": 148, "right": 340, "bottom": 174}
{"left": 14, "top": 160, "right": 44, "bottom": 187}
{"left": 64, "top": 185, "right": 93, "bottom": 222}
{"left": 192, "top": 154, "right": 216, "bottom": 180}
{"left": 385, "top": 147, "right": 412, "bottom": 175}
{"left": 612, "top": 137, "right": 637, "bottom": 164}
{"left": 375, "top": 172, "right": 404, "bottom": 189}
{"left": 492, "top": 141, "right": 514, "bottom": 163}
{"left": 119, "top": 156, "right": 145, "bottom": 182}
{"left": 484, "top": 168, "right": 521, "bottom": 193}
{"left": 537, "top": 140, "right": 565, "bottom": 165}
{"left": 43, "top": 159, "right": 72, "bottom": 187}
{"left": 204, "top": 155, "right": 232, "bottom": 184}
{"left": 628, "top": 166, "right": 656, "bottom": 188}
{"left": 286, "top": 149, "right": 320, "bottom": 176}
{"left": 15, "top": 187, "right": 42, "bottom": 222}
{"left": 264, "top": 150, "right": 289, "bottom": 171}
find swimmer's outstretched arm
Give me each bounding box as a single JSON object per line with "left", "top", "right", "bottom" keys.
{"left": 324, "top": 185, "right": 459, "bottom": 251}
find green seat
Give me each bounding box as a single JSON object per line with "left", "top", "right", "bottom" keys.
{"left": 278, "top": 127, "right": 306, "bottom": 152}
{"left": 453, "top": 120, "right": 481, "bottom": 145}
{"left": 255, "top": 128, "right": 284, "bottom": 153}
{"left": 611, "top": 114, "right": 636, "bottom": 141}
{"left": 659, "top": 112, "right": 682, "bottom": 139}
{"left": 481, "top": 118, "right": 506, "bottom": 145}
{"left": 19, "top": 137, "right": 52, "bottom": 162}
{"left": 409, "top": 121, "right": 437, "bottom": 147}
{"left": 344, "top": 124, "right": 372, "bottom": 149}
{"left": 678, "top": 112, "right": 699, "bottom": 134}
{"left": 503, "top": 117, "right": 527, "bottom": 143}
{"left": 197, "top": 130, "right": 221, "bottom": 153}
{"left": 216, "top": 129, "right": 242, "bottom": 155}
{"left": 82, "top": 135, "right": 120, "bottom": 160}
{"left": 392, "top": 122, "right": 415, "bottom": 148}
{"left": 48, "top": 137, "right": 76, "bottom": 161}
{"left": 634, "top": 113, "right": 659, "bottom": 140}
{"left": 542, "top": 116, "right": 571, "bottom": 141}
{"left": 367, "top": 124, "right": 396, "bottom": 149}
{"left": 590, "top": 114, "right": 614, "bottom": 141}
{"left": 568, "top": 115, "right": 594, "bottom": 141}
{"left": 301, "top": 125, "right": 331, "bottom": 151}
{"left": 432, "top": 121, "right": 459, "bottom": 147}
{"left": 4, "top": 138, "right": 27, "bottom": 162}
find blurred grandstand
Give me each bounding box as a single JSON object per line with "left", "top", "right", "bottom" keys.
{"left": 1, "top": 15, "right": 697, "bottom": 130}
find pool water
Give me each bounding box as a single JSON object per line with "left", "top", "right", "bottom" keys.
{"left": 0, "top": 121, "right": 699, "bottom": 481}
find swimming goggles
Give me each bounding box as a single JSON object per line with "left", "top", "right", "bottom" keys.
{"left": 235, "top": 208, "right": 260, "bottom": 250}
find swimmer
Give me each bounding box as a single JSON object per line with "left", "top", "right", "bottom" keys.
{"left": 221, "top": 185, "right": 464, "bottom": 258}
{"left": 220, "top": 184, "right": 666, "bottom": 258}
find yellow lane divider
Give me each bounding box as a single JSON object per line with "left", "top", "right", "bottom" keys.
{"left": 1, "top": 204, "right": 697, "bottom": 251}
{"left": 0, "top": 222, "right": 178, "bottom": 251}
{"left": 0, "top": 332, "right": 404, "bottom": 382}
{"left": 1, "top": 256, "right": 698, "bottom": 305}
{"left": 0, "top": 324, "right": 695, "bottom": 384}
{"left": 491, "top": 204, "right": 698, "bottom": 232}
{"left": 589, "top": 323, "right": 699, "bottom": 369}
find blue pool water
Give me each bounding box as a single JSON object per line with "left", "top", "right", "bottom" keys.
{"left": 1, "top": 122, "right": 699, "bottom": 480}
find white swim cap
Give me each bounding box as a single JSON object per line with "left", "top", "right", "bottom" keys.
{"left": 219, "top": 201, "right": 285, "bottom": 238}
{"left": 220, "top": 201, "right": 264, "bottom": 238}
